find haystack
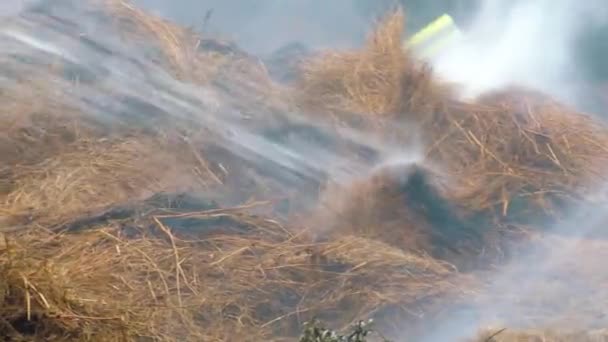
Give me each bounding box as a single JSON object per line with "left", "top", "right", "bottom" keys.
{"left": 0, "top": 212, "right": 264, "bottom": 341}
{"left": 0, "top": 0, "right": 294, "bottom": 229}
{"left": 296, "top": 8, "right": 608, "bottom": 227}
{"left": 434, "top": 90, "right": 608, "bottom": 222}
{"left": 101, "top": 0, "right": 283, "bottom": 112}
{"left": 295, "top": 9, "right": 444, "bottom": 121}
{"left": 314, "top": 162, "right": 486, "bottom": 268}
{"left": 0, "top": 197, "right": 472, "bottom": 341}
{"left": 99, "top": 0, "right": 222, "bottom": 82}
{"left": 1, "top": 138, "right": 206, "bottom": 229}
{"left": 0, "top": 76, "right": 99, "bottom": 168}
{"left": 0, "top": 75, "right": 216, "bottom": 231}
{"left": 4, "top": 1, "right": 608, "bottom": 341}
{"left": 0, "top": 3, "right": 477, "bottom": 341}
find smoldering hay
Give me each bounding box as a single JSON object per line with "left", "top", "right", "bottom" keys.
{"left": 2, "top": 2, "right": 608, "bottom": 341}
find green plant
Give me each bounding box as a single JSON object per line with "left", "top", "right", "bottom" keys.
{"left": 298, "top": 319, "right": 391, "bottom": 342}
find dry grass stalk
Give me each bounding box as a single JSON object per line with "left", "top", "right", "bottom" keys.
{"left": 314, "top": 164, "right": 444, "bottom": 254}
{"left": 4, "top": 2, "right": 608, "bottom": 340}
{"left": 295, "top": 9, "right": 444, "bottom": 122}
{"left": 1, "top": 138, "right": 203, "bottom": 228}
{"left": 431, "top": 92, "right": 608, "bottom": 219}
{"left": 97, "top": 0, "right": 286, "bottom": 114}
{"left": 0, "top": 224, "right": 264, "bottom": 341}
{"left": 295, "top": 9, "right": 608, "bottom": 223}
{"left": 0, "top": 76, "right": 99, "bottom": 168}
{"left": 0, "top": 205, "right": 472, "bottom": 341}
{"left": 99, "top": 0, "right": 224, "bottom": 83}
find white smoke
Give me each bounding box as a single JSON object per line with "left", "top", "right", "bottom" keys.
{"left": 431, "top": 0, "right": 608, "bottom": 108}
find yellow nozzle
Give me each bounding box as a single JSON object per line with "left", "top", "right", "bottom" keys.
{"left": 406, "top": 14, "right": 463, "bottom": 59}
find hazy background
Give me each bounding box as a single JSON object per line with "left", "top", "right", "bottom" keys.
{"left": 432, "top": 0, "right": 608, "bottom": 105}
{"left": 133, "top": 0, "right": 370, "bottom": 53}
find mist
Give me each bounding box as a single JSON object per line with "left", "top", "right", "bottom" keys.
{"left": 415, "top": 202, "right": 608, "bottom": 342}
{"left": 431, "top": 0, "right": 608, "bottom": 110}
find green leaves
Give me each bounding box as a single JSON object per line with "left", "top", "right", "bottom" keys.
{"left": 299, "top": 319, "right": 391, "bottom": 342}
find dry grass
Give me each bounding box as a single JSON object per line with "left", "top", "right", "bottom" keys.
{"left": 102, "top": 0, "right": 211, "bottom": 80}
{"left": 314, "top": 163, "right": 476, "bottom": 257}
{"left": 314, "top": 165, "right": 431, "bottom": 250}
{"left": 102, "top": 0, "right": 281, "bottom": 100}
{"left": 2, "top": 2, "right": 608, "bottom": 341}
{"left": 296, "top": 9, "right": 608, "bottom": 224}
{"left": 0, "top": 4, "right": 470, "bottom": 341}
{"left": 1, "top": 138, "right": 203, "bottom": 228}
{"left": 427, "top": 94, "right": 608, "bottom": 220}
{"left": 0, "top": 76, "right": 99, "bottom": 168}
{"left": 0, "top": 221, "right": 263, "bottom": 341}
{"left": 295, "top": 9, "right": 444, "bottom": 120}
{"left": 0, "top": 204, "right": 471, "bottom": 341}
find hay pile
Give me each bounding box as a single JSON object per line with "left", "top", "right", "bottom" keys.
{"left": 101, "top": 0, "right": 230, "bottom": 82}
{"left": 3, "top": 137, "right": 204, "bottom": 228}
{"left": 296, "top": 10, "right": 608, "bottom": 226}
{"left": 2, "top": 2, "right": 608, "bottom": 341}
{"left": 435, "top": 91, "right": 608, "bottom": 221}
{"left": 124, "top": 0, "right": 282, "bottom": 111}
{"left": 0, "top": 76, "right": 95, "bottom": 168}
{"left": 314, "top": 163, "right": 483, "bottom": 267}
{"left": 0, "top": 3, "right": 471, "bottom": 341}
{"left": 0, "top": 199, "right": 471, "bottom": 341}
{"left": 295, "top": 10, "right": 444, "bottom": 120}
